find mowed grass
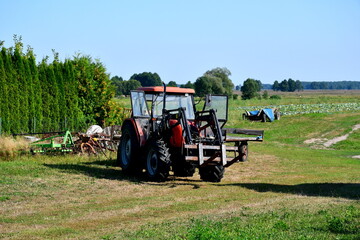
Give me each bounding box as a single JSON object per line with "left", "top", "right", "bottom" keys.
{"left": 1, "top": 91, "right": 360, "bottom": 239}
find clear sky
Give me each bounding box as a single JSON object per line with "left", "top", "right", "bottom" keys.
{"left": 1, "top": 0, "right": 359, "bottom": 85}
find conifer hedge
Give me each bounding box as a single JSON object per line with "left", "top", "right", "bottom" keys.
{"left": 0, "top": 37, "right": 117, "bottom": 134}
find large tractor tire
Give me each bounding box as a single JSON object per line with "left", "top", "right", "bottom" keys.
{"left": 117, "top": 122, "right": 141, "bottom": 173}
{"left": 173, "top": 160, "right": 196, "bottom": 177}
{"left": 145, "top": 139, "right": 171, "bottom": 181}
{"left": 199, "top": 164, "right": 224, "bottom": 182}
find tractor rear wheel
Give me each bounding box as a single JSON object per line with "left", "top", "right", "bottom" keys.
{"left": 145, "top": 139, "right": 171, "bottom": 181}
{"left": 199, "top": 164, "right": 224, "bottom": 182}
{"left": 117, "top": 122, "right": 141, "bottom": 173}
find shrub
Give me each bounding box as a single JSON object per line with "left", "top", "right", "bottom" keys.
{"left": 270, "top": 95, "right": 281, "bottom": 99}
{"left": 262, "top": 90, "right": 269, "bottom": 99}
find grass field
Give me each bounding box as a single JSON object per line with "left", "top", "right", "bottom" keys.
{"left": 1, "top": 90, "right": 360, "bottom": 239}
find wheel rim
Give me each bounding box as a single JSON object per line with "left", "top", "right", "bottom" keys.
{"left": 147, "top": 150, "right": 158, "bottom": 176}
{"left": 239, "top": 144, "right": 248, "bottom": 161}
{"left": 125, "top": 139, "right": 131, "bottom": 159}
{"left": 121, "top": 134, "right": 131, "bottom": 166}
{"left": 243, "top": 145, "right": 248, "bottom": 158}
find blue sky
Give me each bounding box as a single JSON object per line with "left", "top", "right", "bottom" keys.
{"left": 1, "top": 0, "right": 359, "bottom": 85}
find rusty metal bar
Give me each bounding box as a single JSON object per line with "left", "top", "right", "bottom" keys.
{"left": 198, "top": 123, "right": 211, "bottom": 132}
{"left": 200, "top": 152, "right": 220, "bottom": 166}
{"left": 224, "top": 155, "right": 241, "bottom": 167}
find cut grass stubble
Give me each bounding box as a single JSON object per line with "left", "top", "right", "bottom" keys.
{"left": 1, "top": 92, "right": 360, "bottom": 239}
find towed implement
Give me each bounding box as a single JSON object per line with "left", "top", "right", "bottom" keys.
{"left": 18, "top": 131, "right": 75, "bottom": 154}
{"left": 117, "top": 84, "right": 264, "bottom": 182}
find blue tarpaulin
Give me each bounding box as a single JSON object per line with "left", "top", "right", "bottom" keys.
{"left": 249, "top": 110, "right": 260, "bottom": 116}
{"left": 247, "top": 108, "right": 275, "bottom": 122}
{"left": 262, "top": 108, "right": 275, "bottom": 122}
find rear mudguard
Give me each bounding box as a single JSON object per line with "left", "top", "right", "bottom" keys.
{"left": 122, "top": 118, "right": 149, "bottom": 148}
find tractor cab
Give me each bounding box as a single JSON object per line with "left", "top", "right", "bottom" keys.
{"left": 137, "top": 86, "right": 196, "bottom": 120}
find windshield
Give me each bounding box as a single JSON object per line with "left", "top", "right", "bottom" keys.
{"left": 203, "top": 95, "right": 228, "bottom": 121}
{"left": 148, "top": 94, "right": 195, "bottom": 119}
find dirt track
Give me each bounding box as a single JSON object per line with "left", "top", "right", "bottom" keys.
{"left": 304, "top": 123, "right": 360, "bottom": 148}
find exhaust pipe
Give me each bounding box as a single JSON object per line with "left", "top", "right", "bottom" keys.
{"left": 162, "top": 82, "right": 167, "bottom": 114}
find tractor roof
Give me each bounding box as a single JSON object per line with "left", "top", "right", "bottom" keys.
{"left": 137, "top": 86, "right": 195, "bottom": 94}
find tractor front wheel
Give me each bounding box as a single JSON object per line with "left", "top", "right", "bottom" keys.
{"left": 199, "top": 164, "right": 224, "bottom": 182}
{"left": 173, "top": 160, "right": 196, "bottom": 177}
{"left": 146, "top": 139, "right": 171, "bottom": 181}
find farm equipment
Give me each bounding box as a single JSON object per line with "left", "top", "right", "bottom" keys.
{"left": 117, "top": 84, "right": 264, "bottom": 182}
{"left": 29, "top": 130, "right": 75, "bottom": 154}
{"left": 242, "top": 108, "right": 281, "bottom": 122}
{"left": 75, "top": 125, "right": 121, "bottom": 156}
{"left": 16, "top": 127, "right": 120, "bottom": 155}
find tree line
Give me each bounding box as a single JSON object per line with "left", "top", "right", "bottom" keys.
{"left": 272, "top": 79, "right": 303, "bottom": 92}
{"left": 270, "top": 80, "right": 360, "bottom": 91}
{"left": 0, "top": 36, "right": 116, "bottom": 134}
{"left": 301, "top": 81, "right": 360, "bottom": 90}
{"left": 111, "top": 67, "right": 234, "bottom": 97}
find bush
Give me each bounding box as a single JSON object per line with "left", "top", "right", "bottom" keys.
{"left": 262, "top": 90, "right": 269, "bottom": 99}
{"left": 241, "top": 78, "right": 261, "bottom": 100}
{"left": 270, "top": 95, "right": 282, "bottom": 99}
{"left": 233, "top": 94, "right": 239, "bottom": 100}
{"left": 104, "top": 100, "right": 132, "bottom": 126}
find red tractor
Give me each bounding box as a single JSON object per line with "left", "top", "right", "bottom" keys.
{"left": 117, "top": 84, "right": 263, "bottom": 182}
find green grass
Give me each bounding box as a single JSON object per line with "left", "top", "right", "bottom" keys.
{"left": 1, "top": 91, "right": 360, "bottom": 239}
{"left": 117, "top": 205, "right": 360, "bottom": 240}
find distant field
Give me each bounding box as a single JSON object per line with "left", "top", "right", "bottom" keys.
{"left": 1, "top": 91, "right": 359, "bottom": 239}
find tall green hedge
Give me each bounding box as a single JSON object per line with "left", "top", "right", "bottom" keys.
{"left": 0, "top": 38, "right": 115, "bottom": 134}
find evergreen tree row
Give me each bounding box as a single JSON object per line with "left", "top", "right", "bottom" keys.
{"left": 0, "top": 37, "right": 115, "bottom": 134}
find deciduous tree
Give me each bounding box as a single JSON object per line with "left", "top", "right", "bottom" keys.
{"left": 204, "top": 67, "right": 234, "bottom": 97}
{"left": 241, "top": 78, "right": 261, "bottom": 100}
{"left": 130, "top": 72, "right": 162, "bottom": 87}
{"left": 167, "top": 81, "right": 177, "bottom": 87}
{"left": 272, "top": 80, "right": 280, "bottom": 91}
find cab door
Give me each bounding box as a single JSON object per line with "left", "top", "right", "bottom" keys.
{"left": 130, "top": 91, "right": 150, "bottom": 146}
{"left": 130, "top": 91, "right": 150, "bottom": 118}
